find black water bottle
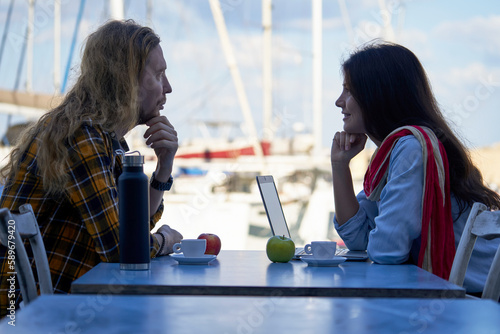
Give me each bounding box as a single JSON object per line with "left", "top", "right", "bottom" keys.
{"left": 119, "top": 153, "right": 150, "bottom": 270}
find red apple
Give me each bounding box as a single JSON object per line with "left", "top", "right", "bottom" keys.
{"left": 197, "top": 233, "right": 221, "bottom": 255}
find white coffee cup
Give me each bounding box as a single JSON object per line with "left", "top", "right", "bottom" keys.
{"left": 304, "top": 241, "right": 337, "bottom": 259}
{"left": 173, "top": 239, "right": 206, "bottom": 257}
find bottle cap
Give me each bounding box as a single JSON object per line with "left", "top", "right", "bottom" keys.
{"left": 123, "top": 152, "right": 144, "bottom": 166}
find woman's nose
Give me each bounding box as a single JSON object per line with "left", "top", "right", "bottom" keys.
{"left": 335, "top": 96, "right": 343, "bottom": 108}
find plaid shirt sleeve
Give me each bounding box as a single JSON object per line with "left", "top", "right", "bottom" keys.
{"left": 0, "top": 124, "right": 165, "bottom": 319}
{"left": 66, "top": 125, "right": 161, "bottom": 261}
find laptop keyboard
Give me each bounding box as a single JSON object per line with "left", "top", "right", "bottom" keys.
{"left": 295, "top": 248, "right": 307, "bottom": 256}
{"left": 336, "top": 249, "right": 349, "bottom": 256}
{"left": 296, "top": 247, "right": 349, "bottom": 256}
{"left": 295, "top": 247, "right": 367, "bottom": 260}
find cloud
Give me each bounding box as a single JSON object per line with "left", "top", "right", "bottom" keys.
{"left": 435, "top": 15, "right": 500, "bottom": 56}
{"left": 278, "top": 16, "right": 344, "bottom": 31}
{"left": 168, "top": 30, "right": 306, "bottom": 76}
{"left": 323, "top": 17, "right": 344, "bottom": 30}
{"left": 447, "top": 63, "right": 500, "bottom": 86}
{"left": 397, "top": 28, "right": 432, "bottom": 60}
{"left": 432, "top": 62, "right": 500, "bottom": 99}
{"left": 432, "top": 62, "right": 500, "bottom": 134}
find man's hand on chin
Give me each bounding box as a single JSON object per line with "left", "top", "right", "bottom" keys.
{"left": 144, "top": 115, "right": 178, "bottom": 178}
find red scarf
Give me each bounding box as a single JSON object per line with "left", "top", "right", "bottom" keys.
{"left": 363, "top": 126, "right": 455, "bottom": 279}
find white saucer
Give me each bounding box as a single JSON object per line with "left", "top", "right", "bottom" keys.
{"left": 170, "top": 254, "right": 217, "bottom": 265}
{"left": 300, "top": 256, "right": 346, "bottom": 267}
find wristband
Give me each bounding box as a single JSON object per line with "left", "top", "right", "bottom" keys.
{"left": 157, "top": 232, "right": 166, "bottom": 255}
{"left": 150, "top": 172, "right": 173, "bottom": 191}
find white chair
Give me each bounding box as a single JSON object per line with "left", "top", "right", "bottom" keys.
{"left": 449, "top": 202, "right": 500, "bottom": 301}
{"left": 0, "top": 204, "right": 53, "bottom": 306}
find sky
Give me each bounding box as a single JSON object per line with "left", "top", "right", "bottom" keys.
{"left": 1, "top": 0, "right": 500, "bottom": 150}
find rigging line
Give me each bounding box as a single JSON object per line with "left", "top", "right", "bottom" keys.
{"left": 337, "top": 0, "right": 354, "bottom": 45}
{"left": 175, "top": 78, "right": 233, "bottom": 127}
{"left": 14, "top": 24, "right": 28, "bottom": 91}
{"left": 0, "top": 0, "right": 15, "bottom": 70}
{"left": 61, "top": 0, "right": 86, "bottom": 93}
{"left": 1, "top": 113, "right": 13, "bottom": 146}
{"left": 168, "top": 72, "right": 230, "bottom": 113}
{"left": 124, "top": 0, "right": 131, "bottom": 17}
{"left": 99, "top": 0, "right": 109, "bottom": 23}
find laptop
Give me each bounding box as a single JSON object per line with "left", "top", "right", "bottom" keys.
{"left": 256, "top": 175, "right": 368, "bottom": 261}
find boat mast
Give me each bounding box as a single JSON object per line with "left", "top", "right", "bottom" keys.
{"left": 109, "top": 0, "right": 124, "bottom": 20}
{"left": 61, "top": 0, "right": 86, "bottom": 93}
{"left": 208, "top": 0, "right": 264, "bottom": 157}
{"left": 337, "top": 0, "right": 354, "bottom": 44}
{"left": 312, "top": 0, "right": 322, "bottom": 155}
{"left": 262, "top": 0, "right": 272, "bottom": 141}
{"left": 146, "top": 0, "right": 153, "bottom": 27}
{"left": 378, "top": 0, "right": 395, "bottom": 41}
{"left": 26, "top": 0, "right": 34, "bottom": 92}
{"left": 54, "top": 0, "right": 61, "bottom": 93}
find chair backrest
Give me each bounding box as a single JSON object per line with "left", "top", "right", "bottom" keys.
{"left": 0, "top": 204, "right": 53, "bottom": 306}
{"left": 449, "top": 202, "right": 500, "bottom": 301}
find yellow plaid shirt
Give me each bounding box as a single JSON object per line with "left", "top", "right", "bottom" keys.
{"left": 0, "top": 121, "right": 162, "bottom": 317}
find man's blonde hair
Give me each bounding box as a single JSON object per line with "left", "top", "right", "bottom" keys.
{"left": 1, "top": 19, "right": 160, "bottom": 194}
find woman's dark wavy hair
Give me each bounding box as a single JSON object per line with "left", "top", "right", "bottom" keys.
{"left": 342, "top": 40, "right": 500, "bottom": 210}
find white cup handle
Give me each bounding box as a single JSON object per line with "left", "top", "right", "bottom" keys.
{"left": 304, "top": 243, "right": 313, "bottom": 255}
{"left": 173, "top": 242, "right": 182, "bottom": 254}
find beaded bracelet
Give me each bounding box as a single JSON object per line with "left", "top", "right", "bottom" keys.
{"left": 157, "top": 232, "right": 166, "bottom": 255}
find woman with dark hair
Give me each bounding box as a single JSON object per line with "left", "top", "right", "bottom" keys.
{"left": 331, "top": 41, "right": 500, "bottom": 293}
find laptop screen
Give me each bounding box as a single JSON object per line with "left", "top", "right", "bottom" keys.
{"left": 256, "top": 175, "right": 291, "bottom": 239}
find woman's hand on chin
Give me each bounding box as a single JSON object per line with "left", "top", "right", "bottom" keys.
{"left": 331, "top": 131, "right": 367, "bottom": 167}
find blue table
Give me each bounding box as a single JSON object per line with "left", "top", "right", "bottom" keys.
{"left": 1, "top": 295, "right": 498, "bottom": 334}
{"left": 71, "top": 250, "right": 465, "bottom": 298}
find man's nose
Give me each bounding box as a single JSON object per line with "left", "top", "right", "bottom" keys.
{"left": 163, "top": 76, "right": 172, "bottom": 94}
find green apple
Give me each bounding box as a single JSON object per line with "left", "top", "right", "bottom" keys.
{"left": 266, "top": 235, "right": 295, "bottom": 263}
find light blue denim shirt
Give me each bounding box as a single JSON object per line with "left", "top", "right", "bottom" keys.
{"left": 334, "top": 135, "right": 499, "bottom": 293}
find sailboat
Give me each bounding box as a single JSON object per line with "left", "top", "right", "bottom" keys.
{"left": 156, "top": 0, "right": 345, "bottom": 250}
{"left": 0, "top": 0, "right": 363, "bottom": 250}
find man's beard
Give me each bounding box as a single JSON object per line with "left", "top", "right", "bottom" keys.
{"left": 136, "top": 111, "right": 147, "bottom": 125}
